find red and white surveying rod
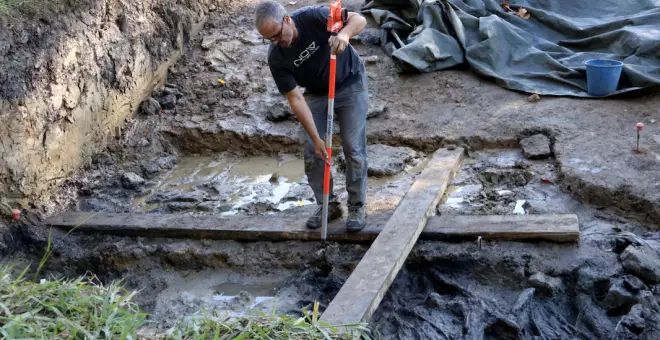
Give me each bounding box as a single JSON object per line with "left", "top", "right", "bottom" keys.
{"left": 321, "top": 0, "right": 347, "bottom": 240}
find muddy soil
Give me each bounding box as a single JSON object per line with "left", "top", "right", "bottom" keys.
{"left": 371, "top": 233, "right": 660, "bottom": 340}
{"left": 1, "top": 211, "right": 367, "bottom": 329}
{"left": 3, "top": 0, "right": 660, "bottom": 338}
{"left": 7, "top": 147, "right": 657, "bottom": 339}
{"left": 68, "top": 146, "right": 424, "bottom": 218}
{"left": 72, "top": 0, "right": 660, "bottom": 228}
{"left": 439, "top": 148, "right": 564, "bottom": 217}
{"left": 364, "top": 149, "right": 660, "bottom": 339}
{"left": 0, "top": 0, "right": 237, "bottom": 208}
{"left": 5, "top": 170, "right": 660, "bottom": 339}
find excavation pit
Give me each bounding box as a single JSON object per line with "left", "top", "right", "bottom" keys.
{"left": 2, "top": 0, "right": 660, "bottom": 337}
{"left": 24, "top": 146, "right": 658, "bottom": 339}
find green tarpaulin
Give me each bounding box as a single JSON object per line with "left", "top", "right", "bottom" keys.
{"left": 362, "top": 0, "right": 660, "bottom": 97}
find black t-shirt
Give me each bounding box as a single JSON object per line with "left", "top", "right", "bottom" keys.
{"left": 268, "top": 5, "right": 363, "bottom": 96}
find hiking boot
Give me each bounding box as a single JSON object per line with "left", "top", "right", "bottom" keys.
{"left": 306, "top": 202, "right": 343, "bottom": 229}
{"left": 346, "top": 206, "right": 366, "bottom": 232}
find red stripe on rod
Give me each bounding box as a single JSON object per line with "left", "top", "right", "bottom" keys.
{"left": 323, "top": 148, "right": 333, "bottom": 194}
{"left": 329, "top": 54, "right": 337, "bottom": 99}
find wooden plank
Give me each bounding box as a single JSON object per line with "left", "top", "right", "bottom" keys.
{"left": 45, "top": 209, "right": 392, "bottom": 243}
{"left": 319, "top": 147, "right": 464, "bottom": 326}
{"left": 45, "top": 211, "right": 579, "bottom": 243}
{"left": 424, "top": 214, "right": 580, "bottom": 243}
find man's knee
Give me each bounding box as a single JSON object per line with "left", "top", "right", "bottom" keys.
{"left": 348, "top": 152, "right": 366, "bottom": 171}
{"left": 344, "top": 149, "right": 367, "bottom": 180}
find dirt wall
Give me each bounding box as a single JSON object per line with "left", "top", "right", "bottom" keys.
{"left": 0, "top": 0, "right": 243, "bottom": 211}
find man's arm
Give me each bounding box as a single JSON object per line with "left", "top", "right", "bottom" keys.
{"left": 267, "top": 49, "right": 328, "bottom": 162}
{"left": 329, "top": 12, "right": 367, "bottom": 54}
{"left": 286, "top": 87, "right": 329, "bottom": 162}
{"left": 340, "top": 12, "right": 367, "bottom": 39}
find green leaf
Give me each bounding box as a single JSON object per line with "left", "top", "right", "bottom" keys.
{"left": 233, "top": 331, "right": 249, "bottom": 340}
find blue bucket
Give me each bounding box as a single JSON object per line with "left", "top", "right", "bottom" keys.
{"left": 585, "top": 59, "right": 623, "bottom": 96}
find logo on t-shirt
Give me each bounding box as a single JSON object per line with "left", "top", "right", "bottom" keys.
{"left": 294, "top": 41, "right": 320, "bottom": 67}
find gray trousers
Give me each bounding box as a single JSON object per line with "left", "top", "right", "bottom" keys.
{"left": 303, "top": 68, "right": 368, "bottom": 208}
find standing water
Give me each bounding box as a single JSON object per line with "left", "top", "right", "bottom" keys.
{"left": 132, "top": 153, "right": 314, "bottom": 215}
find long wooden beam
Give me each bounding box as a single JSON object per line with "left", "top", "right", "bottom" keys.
{"left": 45, "top": 210, "right": 580, "bottom": 243}
{"left": 44, "top": 209, "right": 391, "bottom": 243}
{"left": 318, "top": 147, "right": 464, "bottom": 326}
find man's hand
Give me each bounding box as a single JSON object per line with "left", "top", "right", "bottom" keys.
{"left": 328, "top": 32, "right": 350, "bottom": 54}
{"left": 285, "top": 88, "right": 332, "bottom": 166}
{"left": 326, "top": 12, "right": 366, "bottom": 54}
{"left": 313, "top": 137, "right": 330, "bottom": 165}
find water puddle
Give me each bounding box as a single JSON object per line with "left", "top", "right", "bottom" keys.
{"left": 150, "top": 270, "right": 288, "bottom": 322}
{"left": 132, "top": 154, "right": 314, "bottom": 214}
{"left": 210, "top": 281, "right": 278, "bottom": 303}
{"left": 442, "top": 184, "right": 483, "bottom": 211}
{"left": 133, "top": 151, "right": 433, "bottom": 215}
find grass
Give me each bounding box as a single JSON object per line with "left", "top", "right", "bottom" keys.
{"left": 164, "top": 302, "right": 373, "bottom": 339}
{"left": 0, "top": 266, "right": 146, "bottom": 339}
{"left": 0, "top": 266, "right": 373, "bottom": 339}
{"left": 1, "top": 215, "right": 375, "bottom": 339}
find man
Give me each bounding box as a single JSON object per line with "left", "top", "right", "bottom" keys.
{"left": 255, "top": 1, "right": 368, "bottom": 232}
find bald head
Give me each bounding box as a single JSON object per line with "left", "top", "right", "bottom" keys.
{"left": 255, "top": 0, "right": 287, "bottom": 31}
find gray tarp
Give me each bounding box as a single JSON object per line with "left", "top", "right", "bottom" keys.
{"left": 362, "top": 0, "right": 660, "bottom": 97}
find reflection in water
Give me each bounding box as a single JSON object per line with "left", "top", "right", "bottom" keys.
{"left": 210, "top": 281, "right": 278, "bottom": 296}
{"left": 209, "top": 281, "right": 277, "bottom": 308}
{"left": 132, "top": 154, "right": 313, "bottom": 214}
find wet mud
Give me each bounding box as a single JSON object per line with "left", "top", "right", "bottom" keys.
{"left": 371, "top": 236, "right": 660, "bottom": 340}
{"left": 2, "top": 0, "right": 660, "bottom": 338}
{"left": 439, "top": 148, "right": 566, "bottom": 217}
{"left": 7, "top": 147, "right": 653, "bottom": 339}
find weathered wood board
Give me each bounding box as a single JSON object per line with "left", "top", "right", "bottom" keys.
{"left": 424, "top": 214, "right": 580, "bottom": 242}
{"left": 46, "top": 211, "right": 579, "bottom": 243}
{"left": 45, "top": 209, "right": 391, "bottom": 243}
{"left": 318, "top": 147, "right": 464, "bottom": 326}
